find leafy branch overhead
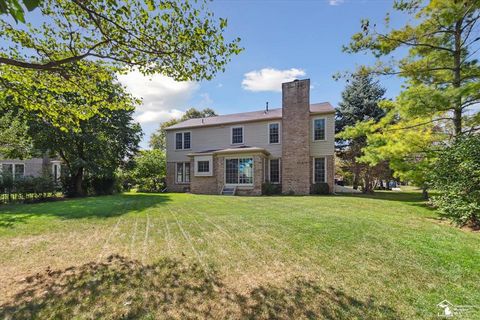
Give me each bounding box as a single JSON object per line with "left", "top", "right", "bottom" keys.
{"left": 0, "top": 0, "right": 242, "bottom": 80}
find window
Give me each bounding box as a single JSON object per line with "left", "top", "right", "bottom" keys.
{"left": 269, "top": 123, "right": 280, "bottom": 144}
{"left": 197, "top": 161, "right": 209, "bottom": 173}
{"left": 1, "top": 163, "right": 24, "bottom": 180}
{"left": 269, "top": 159, "right": 280, "bottom": 183}
{"left": 231, "top": 126, "right": 243, "bottom": 144}
{"left": 313, "top": 118, "right": 326, "bottom": 141}
{"left": 175, "top": 132, "right": 191, "bottom": 150}
{"left": 14, "top": 164, "right": 25, "bottom": 180}
{"left": 176, "top": 162, "right": 190, "bottom": 183}
{"left": 314, "top": 157, "right": 326, "bottom": 183}
{"left": 52, "top": 163, "right": 61, "bottom": 181}
{"left": 225, "top": 158, "right": 253, "bottom": 185}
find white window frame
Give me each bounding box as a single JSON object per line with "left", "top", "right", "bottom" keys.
{"left": 312, "top": 117, "right": 327, "bottom": 142}
{"left": 175, "top": 131, "right": 192, "bottom": 150}
{"left": 224, "top": 156, "right": 254, "bottom": 187}
{"left": 0, "top": 162, "right": 25, "bottom": 180}
{"left": 230, "top": 126, "right": 244, "bottom": 145}
{"left": 268, "top": 158, "right": 281, "bottom": 184}
{"left": 176, "top": 162, "right": 191, "bottom": 184}
{"left": 268, "top": 122, "right": 281, "bottom": 145}
{"left": 194, "top": 155, "right": 213, "bottom": 176}
{"left": 312, "top": 157, "right": 327, "bottom": 183}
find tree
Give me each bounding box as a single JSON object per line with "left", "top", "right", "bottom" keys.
{"left": 131, "top": 149, "right": 166, "bottom": 192}
{"left": 0, "top": 0, "right": 41, "bottom": 22}
{"left": 335, "top": 71, "right": 388, "bottom": 192}
{"left": 0, "top": 0, "right": 241, "bottom": 78}
{"left": 430, "top": 135, "right": 480, "bottom": 228}
{"left": 0, "top": 106, "right": 33, "bottom": 159}
{"left": 26, "top": 75, "right": 142, "bottom": 196}
{"left": 149, "top": 107, "right": 217, "bottom": 150}
{"left": 341, "top": 0, "right": 480, "bottom": 196}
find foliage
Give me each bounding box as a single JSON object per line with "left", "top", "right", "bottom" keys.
{"left": 0, "top": 0, "right": 241, "bottom": 77}
{"left": 311, "top": 182, "right": 330, "bottom": 195}
{"left": 0, "top": 172, "right": 56, "bottom": 204}
{"left": 0, "top": 0, "right": 40, "bottom": 23}
{"left": 131, "top": 149, "right": 166, "bottom": 193}
{"left": 335, "top": 71, "right": 389, "bottom": 192}
{"left": 342, "top": 0, "right": 480, "bottom": 187}
{"left": 0, "top": 107, "right": 33, "bottom": 159}
{"left": 261, "top": 182, "right": 282, "bottom": 195}
{"left": 430, "top": 135, "right": 480, "bottom": 227}
{"left": 24, "top": 70, "right": 143, "bottom": 197}
{"left": 150, "top": 107, "right": 217, "bottom": 150}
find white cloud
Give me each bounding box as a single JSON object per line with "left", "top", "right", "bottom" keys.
{"left": 117, "top": 70, "right": 198, "bottom": 123}
{"left": 242, "top": 68, "right": 306, "bottom": 92}
{"left": 329, "top": 0, "right": 344, "bottom": 5}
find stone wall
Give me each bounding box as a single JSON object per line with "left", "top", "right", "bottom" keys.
{"left": 281, "top": 79, "right": 311, "bottom": 195}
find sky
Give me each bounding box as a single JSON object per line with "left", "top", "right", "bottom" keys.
{"left": 118, "top": 0, "right": 409, "bottom": 148}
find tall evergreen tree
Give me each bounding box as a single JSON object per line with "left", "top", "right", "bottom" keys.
{"left": 336, "top": 72, "right": 387, "bottom": 191}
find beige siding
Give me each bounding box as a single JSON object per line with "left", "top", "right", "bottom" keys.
{"left": 309, "top": 113, "right": 335, "bottom": 156}
{"left": 0, "top": 158, "right": 47, "bottom": 177}
{"left": 167, "top": 120, "right": 283, "bottom": 162}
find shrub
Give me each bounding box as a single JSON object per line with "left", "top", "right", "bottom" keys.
{"left": 429, "top": 135, "right": 480, "bottom": 227}
{"left": 311, "top": 183, "right": 330, "bottom": 195}
{"left": 90, "top": 176, "right": 116, "bottom": 196}
{"left": 262, "top": 182, "right": 281, "bottom": 195}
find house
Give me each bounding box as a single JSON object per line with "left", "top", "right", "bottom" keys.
{"left": 165, "top": 79, "right": 335, "bottom": 195}
{"left": 0, "top": 156, "right": 62, "bottom": 181}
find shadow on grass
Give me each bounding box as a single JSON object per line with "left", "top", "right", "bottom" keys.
{"left": 0, "top": 255, "right": 400, "bottom": 320}
{"left": 0, "top": 193, "right": 171, "bottom": 228}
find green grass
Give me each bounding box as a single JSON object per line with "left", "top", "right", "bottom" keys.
{"left": 0, "top": 191, "right": 478, "bottom": 319}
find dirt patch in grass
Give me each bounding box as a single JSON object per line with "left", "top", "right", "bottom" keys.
{"left": 0, "top": 255, "right": 400, "bottom": 320}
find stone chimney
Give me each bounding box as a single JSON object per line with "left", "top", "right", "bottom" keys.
{"left": 281, "top": 79, "right": 311, "bottom": 195}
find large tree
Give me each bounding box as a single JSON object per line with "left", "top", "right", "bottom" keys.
{"left": 336, "top": 71, "right": 388, "bottom": 191}
{"left": 26, "top": 73, "right": 142, "bottom": 196}
{"left": 341, "top": 0, "right": 480, "bottom": 194}
{"left": 0, "top": 0, "right": 241, "bottom": 78}
{"left": 149, "top": 107, "right": 217, "bottom": 150}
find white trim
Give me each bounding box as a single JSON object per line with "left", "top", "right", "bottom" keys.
{"left": 174, "top": 131, "right": 192, "bottom": 151}
{"left": 51, "top": 162, "right": 61, "bottom": 181}
{"left": 312, "top": 117, "right": 327, "bottom": 142}
{"left": 267, "top": 122, "right": 281, "bottom": 145}
{"left": 223, "top": 155, "right": 254, "bottom": 187}
{"left": 230, "top": 125, "right": 244, "bottom": 145}
{"left": 268, "top": 158, "right": 281, "bottom": 184}
{"left": 194, "top": 155, "right": 213, "bottom": 176}
{"left": 312, "top": 157, "right": 327, "bottom": 183}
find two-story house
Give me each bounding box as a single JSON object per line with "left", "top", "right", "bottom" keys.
{"left": 165, "top": 79, "right": 335, "bottom": 195}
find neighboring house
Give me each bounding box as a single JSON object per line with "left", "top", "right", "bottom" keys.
{"left": 165, "top": 79, "right": 335, "bottom": 195}
{"left": 0, "top": 156, "right": 62, "bottom": 181}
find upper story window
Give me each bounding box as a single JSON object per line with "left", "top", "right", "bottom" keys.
{"left": 175, "top": 131, "right": 191, "bottom": 150}
{"left": 268, "top": 123, "right": 280, "bottom": 144}
{"left": 231, "top": 126, "right": 244, "bottom": 145}
{"left": 313, "top": 118, "right": 326, "bottom": 141}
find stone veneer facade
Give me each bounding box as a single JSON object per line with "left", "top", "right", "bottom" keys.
{"left": 281, "top": 79, "right": 311, "bottom": 195}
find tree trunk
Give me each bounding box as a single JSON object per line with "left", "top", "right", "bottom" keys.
{"left": 422, "top": 185, "right": 429, "bottom": 200}
{"left": 453, "top": 18, "right": 463, "bottom": 136}
{"left": 72, "top": 167, "right": 85, "bottom": 197}
{"left": 352, "top": 164, "right": 360, "bottom": 190}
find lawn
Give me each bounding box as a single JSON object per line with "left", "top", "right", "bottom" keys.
{"left": 0, "top": 191, "right": 478, "bottom": 319}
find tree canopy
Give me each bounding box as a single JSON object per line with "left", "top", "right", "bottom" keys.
{"left": 340, "top": 0, "right": 480, "bottom": 189}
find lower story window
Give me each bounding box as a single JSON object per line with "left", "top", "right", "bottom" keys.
{"left": 176, "top": 162, "right": 190, "bottom": 183}
{"left": 197, "top": 160, "right": 210, "bottom": 173}
{"left": 314, "top": 158, "right": 326, "bottom": 183}
{"left": 1, "top": 163, "right": 24, "bottom": 180}
{"left": 225, "top": 158, "right": 253, "bottom": 185}
{"left": 269, "top": 159, "right": 280, "bottom": 183}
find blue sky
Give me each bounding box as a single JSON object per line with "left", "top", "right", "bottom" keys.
{"left": 117, "top": 1, "right": 409, "bottom": 147}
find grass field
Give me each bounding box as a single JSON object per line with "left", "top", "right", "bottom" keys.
{"left": 0, "top": 191, "right": 479, "bottom": 319}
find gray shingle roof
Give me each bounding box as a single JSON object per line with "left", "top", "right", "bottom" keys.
{"left": 165, "top": 102, "right": 334, "bottom": 130}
